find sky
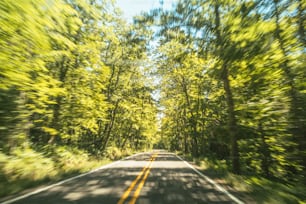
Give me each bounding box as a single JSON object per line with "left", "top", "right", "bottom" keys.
{"left": 115, "top": 0, "right": 177, "bottom": 22}
{"left": 114, "top": 0, "right": 178, "bottom": 109}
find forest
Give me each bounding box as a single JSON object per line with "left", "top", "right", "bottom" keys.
{"left": 0, "top": 0, "right": 305, "bottom": 202}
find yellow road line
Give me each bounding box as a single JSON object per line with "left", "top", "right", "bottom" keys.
{"left": 128, "top": 154, "right": 157, "bottom": 204}
{"left": 117, "top": 154, "right": 157, "bottom": 204}
{"left": 117, "top": 162, "right": 150, "bottom": 204}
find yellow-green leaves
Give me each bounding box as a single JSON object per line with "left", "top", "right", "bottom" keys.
{"left": 146, "top": 0, "right": 306, "bottom": 179}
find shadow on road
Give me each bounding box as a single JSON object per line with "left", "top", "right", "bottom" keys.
{"left": 11, "top": 153, "right": 237, "bottom": 204}
{"left": 124, "top": 153, "right": 180, "bottom": 162}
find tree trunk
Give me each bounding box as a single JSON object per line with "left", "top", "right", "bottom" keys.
{"left": 273, "top": 0, "right": 306, "bottom": 173}
{"left": 297, "top": 0, "right": 305, "bottom": 46}
{"left": 100, "top": 99, "right": 120, "bottom": 152}
{"left": 49, "top": 59, "right": 69, "bottom": 144}
{"left": 214, "top": 3, "right": 240, "bottom": 174}
{"left": 222, "top": 65, "right": 240, "bottom": 174}
{"left": 183, "top": 108, "right": 189, "bottom": 154}
{"left": 120, "top": 123, "right": 133, "bottom": 149}
{"left": 259, "top": 122, "right": 271, "bottom": 178}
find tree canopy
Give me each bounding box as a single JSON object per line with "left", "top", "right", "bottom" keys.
{"left": 141, "top": 0, "right": 306, "bottom": 179}
{"left": 0, "top": 0, "right": 305, "bottom": 186}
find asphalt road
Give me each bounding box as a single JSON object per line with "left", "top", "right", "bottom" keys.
{"left": 1, "top": 150, "right": 244, "bottom": 204}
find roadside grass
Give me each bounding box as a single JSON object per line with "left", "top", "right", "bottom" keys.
{"left": 0, "top": 146, "right": 113, "bottom": 199}
{"left": 104, "top": 146, "right": 135, "bottom": 160}
{"left": 188, "top": 156, "right": 306, "bottom": 204}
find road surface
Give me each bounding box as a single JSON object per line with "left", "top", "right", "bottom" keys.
{"left": 1, "top": 150, "right": 244, "bottom": 204}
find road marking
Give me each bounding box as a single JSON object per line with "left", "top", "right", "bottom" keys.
{"left": 129, "top": 154, "right": 157, "bottom": 204}
{"left": 117, "top": 153, "right": 158, "bottom": 204}
{"left": 117, "top": 158, "right": 152, "bottom": 204}
{"left": 0, "top": 152, "right": 146, "bottom": 204}
{"left": 175, "top": 154, "right": 245, "bottom": 204}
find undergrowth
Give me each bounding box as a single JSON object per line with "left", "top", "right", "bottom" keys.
{"left": 191, "top": 156, "right": 306, "bottom": 204}
{"left": 104, "top": 146, "right": 134, "bottom": 160}
{"left": 0, "top": 145, "right": 120, "bottom": 198}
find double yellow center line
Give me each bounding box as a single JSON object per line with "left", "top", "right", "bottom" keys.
{"left": 117, "top": 153, "right": 158, "bottom": 204}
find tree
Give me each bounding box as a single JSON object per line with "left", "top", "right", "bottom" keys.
{"left": 142, "top": 0, "right": 305, "bottom": 178}
{"left": 0, "top": 0, "right": 62, "bottom": 150}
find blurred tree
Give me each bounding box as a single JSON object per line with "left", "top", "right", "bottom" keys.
{"left": 142, "top": 0, "right": 305, "bottom": 179}
{"left": 0, "top": 0, "right": 158, "bottom": 156}
{"left": 0, "top": 0, "right": 62, "bottom": 151}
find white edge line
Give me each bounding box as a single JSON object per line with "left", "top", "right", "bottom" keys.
{"left": 1, "top": 152, "right": 145, "bottom": 204}
{"left": 175, "top": 154, "right": 245, "bottom": 204}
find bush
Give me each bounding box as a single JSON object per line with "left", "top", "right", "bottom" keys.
{"left": 105, "top": 146, "right": 123, "bottom": 160}
{"left": 0, "top": 146, "right": 110, "bottom": 198}
{"left": 52, "top": 146, "right": 89, "bottom": 172}
{"left": 3, "top": 148, "right": 57, "bottom": 181}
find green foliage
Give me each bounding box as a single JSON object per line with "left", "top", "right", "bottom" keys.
{"left": 0, "top": 0, "right": 157, "bottom": 154}
{"left": 3, "top": 148, "right": 56, "bottom": 182}
{"left": 194, "top": 157, "right": 306, "bottom": 203}
{"left": 0, "top": 146, "right": 112, "bottom": 198}
{"left": 244, "top": 177, "right": 305, "bottom": 204}
{"left": 104, "top": 146, "right": 134, "bottom": 160}
{"left": 145, "top": 0, "right": 306, "bottom": 179}
{"left": 0, "top": 0, "right": 305, "bottom": 199}
{"left": 0, "top": 0, "right": 157, "bottom": 197}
